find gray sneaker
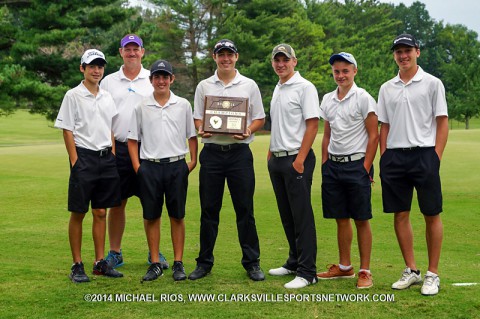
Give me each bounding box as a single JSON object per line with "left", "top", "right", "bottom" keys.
{"left": 392, "top": 267, "right": 422, "bottom": 289}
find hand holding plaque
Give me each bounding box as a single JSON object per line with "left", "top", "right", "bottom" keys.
{"left": 202, "top": 95, "right": 248, "bottom": 135}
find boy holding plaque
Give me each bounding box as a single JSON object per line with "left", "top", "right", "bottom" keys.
{"left": 189, "top": 39, "right": 266, "bottom": 282}
{"left": 127, "top": 60, "right": 198, "bottom": 282}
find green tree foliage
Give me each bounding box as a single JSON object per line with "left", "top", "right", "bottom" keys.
{"left": 2, "top": 0, "right": 142, "bottom": 120}
{"left": 435, "top": 24, "right": 480, "bottom": 129}
{"left": 1, "top": 0, "right": 479, "bottom": 128}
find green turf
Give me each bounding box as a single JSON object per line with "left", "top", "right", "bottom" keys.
{"left": 0, "top": 110, "right": 479, "bottom": 318}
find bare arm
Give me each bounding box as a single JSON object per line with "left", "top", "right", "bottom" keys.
{"left": 111, "top": 131, "right": 116, "bottom": 155}
{"left": 63, "top": 130, "right": 77, "bottom": 166}
{"left": 194, "top": 119, "right": 212, "bottom": 138}
{"left": 379, "top": 122, "right": 390, "bottom": 156}
{"left": 435, "top": 115, "right": 449, "bottom": 160}
{"left": 321, "top": 120, "right": 331, "bottom": 164}
{"left": 187, "top": 136, "right": 198, "bottom": 172}
{"left": 293, "top": 117, "right": 319, "bottom": 173}
{"left": 363, "top": 112, "right": 379, "bottom": 172}
{"left": 127, "top": 139, "right": 140, "bottom": 173}
{"left": 233, "top": 118, "right": 265, "bottom": 140}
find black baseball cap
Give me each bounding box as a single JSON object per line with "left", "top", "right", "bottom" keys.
{"left": 150, "top": 59, "right": 173, "bottom": 75}
{"left": 213, "top": 39, "right": 238, "bottom": 54}
{"left": 391, "top": 34, "right": 419, "bottom": 50}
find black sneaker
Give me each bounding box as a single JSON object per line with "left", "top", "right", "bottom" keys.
{"left": 142, "top": 263, "right": 163, "bottom": 282}
{"left": 69, "top": 262, "right": 90, "bottom": 283}
{"left": 172, "top": 261, "right": 187, "bottom": 281}
{"left": 247, "top": 265, "right": 265, "bottom": 281}
{"left": 93, "top": 259, "right": 124, "bottom": 278}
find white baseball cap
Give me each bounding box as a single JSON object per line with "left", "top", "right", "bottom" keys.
{"left": 81, "top": 49, "right": 107, "bottom": 65}
{"left": 329, "top": 52, "right": 357, "bottom": 68}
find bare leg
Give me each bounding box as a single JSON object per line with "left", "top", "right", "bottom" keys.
{"left": 424, "top": 214, "right": 443, "bottom": 274}
{"left": 354, "top": 219, "right": 372, "bottom": 270}
{"left": 144, "top": 218, "right": 160, "bottom": 263}
{"left": 69, "top": 212, "right": 86, "bottom": 263}
{"left": 394, "top": 211, "right": 417, "bottom": 270}
{"left": 92, "top": 208, "right": 107, "bottom": 262}
{"left": 108, "top": 199, "right": 127, "bottom": 252}
{"left": 170, "top": 217, "right": 185, "bottom": 261}
{"left": 336, "top": 218, "right": 352, "bottom": 266}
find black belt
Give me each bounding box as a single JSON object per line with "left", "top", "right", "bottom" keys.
{"left": 203, "top": 143, "right": 247, "bottom": 152}
{"left": 76, "top": 147, "right": 112, "bottom": 157}
{"left": 391, "top": 147, "right": 433, "bottom": 151}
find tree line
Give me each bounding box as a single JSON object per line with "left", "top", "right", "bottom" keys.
{"left": 1, "top": 0, "right": 479, "bottom": 128}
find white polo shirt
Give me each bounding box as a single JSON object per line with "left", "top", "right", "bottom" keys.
{"left": 193, "top": 70, "right": 265, "bottom": 145}
{"left": 100, "top": 66, "right": 152, "bottom": 142}
{"left": 128, "top": 92, "right": 196, "bottom": 160}
{"left": 269, "top": 72, "right": 320, "bottom": 152}
{"left": 377, "top": 66, "right": 448, "bottom": 149}
{"left": 55, "top": 82, "right": 117, "bottom": 151}
{"left": 320, "top": 83, "right": 377, "bottom": 155}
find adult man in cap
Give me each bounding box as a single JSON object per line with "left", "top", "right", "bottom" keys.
{"left": 128, "top": 59, "right": 197, "bottom": 282}
{"left": 316, "top": 52, "right": 378, "bottom": 289}
{"left": 378, "top": 34, "right": 448, "bottom": 296}
{"left": 101, "top": 34, "right": 168, "bottom": 270}
{"left": 267, "top": 43, "right": 320, "bottom": 289}
{"left": 188, "top": 39, "right": 266, "bottom": 281}
{"left": 56, "top": 49, "right": 123, "bottom": 282}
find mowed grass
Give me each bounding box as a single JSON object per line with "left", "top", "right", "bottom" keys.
{"left": 0, "top": 110, "right": 479, "bottom": 319}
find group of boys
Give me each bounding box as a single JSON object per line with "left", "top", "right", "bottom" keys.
{"left": 55, "top": 33, "right": 447, "bottom": 296}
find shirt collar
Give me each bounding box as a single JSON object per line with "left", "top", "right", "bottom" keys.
{"left": 277, "top": 71, "right": 300, "bottom": 86}
{"left": 146, "top": 91, "right": 178, "bottom": 108}
{"left": 212, "top": 69, "right": 242, "bottom": 85}
{"left": 119, "top": 65, "right": 150, "bottom": 81}
{"left": 333, "top": 82, "right": 358, "bottom": 101}
{"left": 79, "top": 81, "right": 103, "bottom": 97}
{"left": 394, "top": 66, "right": 424, "bottom": 84}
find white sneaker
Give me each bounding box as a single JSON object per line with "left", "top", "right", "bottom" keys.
{"left": 268, "top": 267, "right": 296, "bottom": 276}
{"left": 421, "top": 272, "right": 440, "bottom": 296}
{"left": 284, "top": 276, "right": 318, "bottom": 289}
{"left": 392, "top": 267, "right": 422, "bottom": 290}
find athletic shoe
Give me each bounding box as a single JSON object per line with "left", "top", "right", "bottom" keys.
{"left": 106, "top": 250, "right": 124, "bottom": 268}
{"left": 284, "top": 276, "right": 318, "bottom": 289}
{"left": 247, "top": 265, "right": 265, "bottom": 281}
{"left": 356, "top": 271, "right": 373, "bottom": 289}
{"left": 142, "top": 263, "right": 163, "bottom": 282}
{"left": 92, "top": 259, "right": 124, "bottom": 278}
{"left": 69, "top": 262, "right": 90, "bottom": 283}
{"left": 172, "top": 261, "right": 187, "bottom": 281}
{"left": 148, "top": 251, "right": 169, "bottom": 269}
{"left": 317, "top": 264, "right": 355, "bottom": 279}
{"left": 268, "top": 266, "right": 296, "bottom": 276}
{"left": 391, "top": 267, "right": 422, "bottom": 290}
{"left": 421, "top": 272, "right": 440, "bottom": 296}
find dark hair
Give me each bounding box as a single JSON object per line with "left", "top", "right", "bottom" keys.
{"left": 149, "top": 71, "right": 173, "bottom": 80}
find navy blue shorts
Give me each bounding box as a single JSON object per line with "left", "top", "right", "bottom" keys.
{"left": 68, "top": 148, "right": 121, "bottom": 213}
{"left": 321, "top": 158, "right": 373, "bottom": 220}
{"left": 115, "top": 140, "right": 139, "bottom": 200}
{"left": 137, "top": 159, "right": 189, "bottom": 220}
{"left": 379, "top": 147, "right": 442, "bottom": 216}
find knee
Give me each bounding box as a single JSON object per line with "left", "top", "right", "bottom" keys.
{"left": 92, "top": 209, "right": 107, "bottom": 219}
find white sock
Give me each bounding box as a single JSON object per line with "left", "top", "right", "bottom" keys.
{"left": 339, "top": 264, "right": 352, "bottom": 271}
{"left": 426, "top": 271, "right": 438, "bottom": 277}
{"left": 359, "top": 269, "right": 371, "bottom": 274}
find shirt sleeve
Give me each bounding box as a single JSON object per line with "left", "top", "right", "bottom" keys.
{"left": 54, "top": 91, "right": 76, "bottom": 131}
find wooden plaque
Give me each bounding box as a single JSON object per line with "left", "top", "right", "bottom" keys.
{"left": 202, "top": 95, "right": 248, "bottom": 135}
